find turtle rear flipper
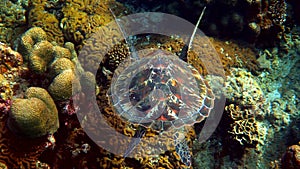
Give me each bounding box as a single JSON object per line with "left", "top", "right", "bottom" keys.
{"left": 174, "top": 132, "right": 192, "bottom": 167}
{"left": 123, "top": 126, "right": 146, "bottom": 157}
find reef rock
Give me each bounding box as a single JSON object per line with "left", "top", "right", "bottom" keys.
{"left": 282, "top": 143, "right": 300, "bottom": 169}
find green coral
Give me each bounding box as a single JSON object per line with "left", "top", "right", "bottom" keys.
{"left": 8, "top": 87, "right": 59, "bottom": 138}
{"left": 48, "top": 69, "right": 81, "bottom": 101}
{"left": 29, "top": 41, "right": 55, "bottom": 74}
{"left": 18, "top": 27, "right": 95, "bottom": 101}
{"left": 17, "top": 27, "right": 48, "bottom": 61}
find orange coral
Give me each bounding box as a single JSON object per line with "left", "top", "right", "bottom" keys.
{"left": 0, "top": 43, "right": 23, "bottom": 75}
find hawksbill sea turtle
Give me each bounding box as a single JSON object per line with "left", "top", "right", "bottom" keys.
{"left": 107, "top": 7, "right": 215, "bottom": 167}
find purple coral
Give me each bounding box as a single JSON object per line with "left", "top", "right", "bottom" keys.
{"left": 0, "top": 98, "right": 11, "bottom": 115}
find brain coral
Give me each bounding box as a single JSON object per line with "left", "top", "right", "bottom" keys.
{"left": 17, "top": 27, "right": 48, "bottom": 61}
{"left": 18, "top": 27, "right": 92, "bottom": 101}
{"left": 28, "top": 0, "right": 64, "bottom": 45}
{"left": 48, "top": 69, "right": 81, "bottom": 101}
{"left": 29, "top": 40, "right": 55, "bottom": 74}
{"left": 8, "top": 87, "right": 59, "bottom": 138}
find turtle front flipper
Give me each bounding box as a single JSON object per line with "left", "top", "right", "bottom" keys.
{"left": 174, "top": 132, "right": 192, "bottom": 167}
{"left": 124, "top": 126, "right": 147, "bottom": 157}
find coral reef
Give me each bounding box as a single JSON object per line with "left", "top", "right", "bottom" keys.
{"left": 85, "top": 32, "right": 204, "bottom": 167}
{"left": 28, "top": 0, "right": 65, "bottom": 45}
{"left": 118, "top": 0, "right": 290, "bottom": 45}
{"left": 0, "top": 0, "right": 27, "bottom": 45}
{"left": 8, "top": 87, "right": 59, "bottom": 138}
{"left": 0, "top": 111, "right": 51, "bottom": 168}
{"left": 224, "top": 68, "right": 266, "bottom": 146}
{"left": 256, "top": 26, "right": 300, "bottom": 129}
{"left": 27, "top": 0, "right": 126, "bottom": 49}
{"left": 0, "top": 0, "right": 298, "bottom": 168}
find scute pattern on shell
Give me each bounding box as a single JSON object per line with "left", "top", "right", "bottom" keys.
{"left": 109, "top": 50, "right": 215, "bottom": 132}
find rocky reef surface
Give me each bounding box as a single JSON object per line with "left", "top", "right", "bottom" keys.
{"left": 0, "top": 0, "right": 299, "bottom": 168}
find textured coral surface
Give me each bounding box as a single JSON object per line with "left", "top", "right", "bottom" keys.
{"left": 0, "top": 0, "right": 299, "bottom": 169}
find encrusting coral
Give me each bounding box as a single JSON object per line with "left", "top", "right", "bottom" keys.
{"left": 224, "top": 68, "right": 266, "bottom": 146}
{"left": 8, "top": 87, "right": 59, "bottom": 138}
{"left": 0, "top": 0, "right": 27, "bottom": 45}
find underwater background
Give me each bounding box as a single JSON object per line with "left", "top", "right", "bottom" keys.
{"left": 0, "top": 0, "right": 299, "bottom": 168}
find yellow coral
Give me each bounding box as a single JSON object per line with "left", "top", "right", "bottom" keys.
{"left": 0, "top": 74, "right": 13, "bottom": 100}
{"left": 48, "top": 69, "right": 81, "bottom": 101}
{"left": 17, "top": 27, "right": 47, "bottom": 60}
{"left": 28, "top": 1, "right": 64, "bottom": 45}
{"left": 50, "top": 57, "right": 75, "bottom": 78}
{"left": 29, "top": 41, "right": 55, "bottom": 74}
{"left": 8, "top": 87, "right": 59, "bottom": 138}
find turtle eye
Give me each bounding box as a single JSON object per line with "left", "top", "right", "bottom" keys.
{"left": 129, "top": 93, "right": 140, "bottom": 102}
